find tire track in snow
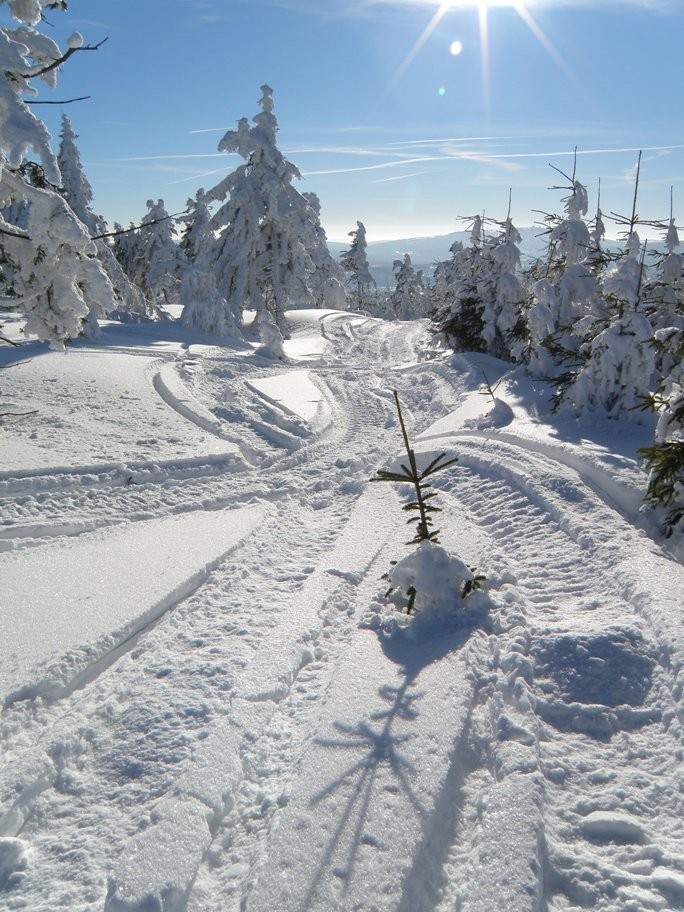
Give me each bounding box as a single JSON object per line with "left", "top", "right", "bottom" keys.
{"left": 426, "top": 443, "right": 683, "bottom": 911}
{"left": 0, "top": 317, "right": 442, "bottom": 911}
{"left": 0, "top": 319, "right": 417, "bottom": 542}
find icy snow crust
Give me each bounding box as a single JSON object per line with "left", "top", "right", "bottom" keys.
{"left": 0, "top": 310, "right": 683, "bottom": 911}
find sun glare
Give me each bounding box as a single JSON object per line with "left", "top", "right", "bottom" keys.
{"left": 381, "top": 0, "right": 577, "bottom": 116}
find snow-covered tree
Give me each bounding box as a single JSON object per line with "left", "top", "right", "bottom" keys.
{"left": 178, "top": 189, "right": 241, "bottom": 338}
{"left": 563, "top": 229, "right": 655, "bottom": 415}
{"left": 525, "top": 170, "right": 602, "bottom": 382}
{"left": 431, "top": 210, "right": 526, "bottom": 360}
{"left": 57, "top": 115, "right": 149, "bottom": 322}
{"left": 13, "top": 173, "right": 114, "bottom": 342}
{"left": 57, "top": 114, "right": 105, "bottom": 236}
{"left": 642, "top": 211, "right": 684, "bottom": 335}
{"left": 178, "top": 188, "right": 212, "bottom": 265}
{"left": 302, "top": 192, "right": 346, "bottom": 310}
{"left": 388, "top": 253, "right": 426, "bottom": 320}
{"left": 339, "top": 220, "right": 375, "bottom": 312}
{"left": 640, "top": 330, "right": 684, "bottom": 535}
{"left": 203, "top": 85, "right": 317, "bottom": 333}
{"left": 478, "top": 215, "right": 528, "bottom": 361}
{"left": 122, "top": 199, "right": 184, "bottom": 314}
{"left": 0, "top": 3, "right": 114, "bottom": 347}
{"left": 431, "top": 217, "right": 487, "bottom": 352}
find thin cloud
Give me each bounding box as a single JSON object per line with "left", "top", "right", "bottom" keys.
{"left": 303, "top": 157, "right": 442, "bottom": 177}
{"left": 303, "top": 149, "right": 523, "bottom": 177}
{"left": 372, "top": 169, "right": 432, "bottom": 183}
{"left": 167, "top": 168, "right": 229, "bottom": 185}
{"left": 284, "top": 146, "right": 409, "bottom": 159}
{"left": 99, "top": 153, "right": 228, "bottom": 163}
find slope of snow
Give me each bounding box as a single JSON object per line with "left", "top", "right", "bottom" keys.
{"left": 1, "top": 506, "right": 266, "bottom": 703}
{"left": 1, "top": 309, "right": 682, "bottom": 912}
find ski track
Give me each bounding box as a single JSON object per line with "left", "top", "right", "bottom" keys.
{"left": 1, "top": 314, "right": 682, "bottom": 912}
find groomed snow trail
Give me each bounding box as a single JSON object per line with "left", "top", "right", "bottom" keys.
{"left": 1, "top": 312, "right": 682, "bottom": 912}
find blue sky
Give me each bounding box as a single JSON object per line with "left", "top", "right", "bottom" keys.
{"left": 14, "top": 0, "right": 684, "bottom": 241}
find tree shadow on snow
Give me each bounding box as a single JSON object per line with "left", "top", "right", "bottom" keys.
{"left": 376, "top": 606, "right": 487, "bottom": 679}
{"left": 300, "top": 677, "right": 427, "bottom": 910}
{"left": 299, "top": 610, "right": 487, "bottom": 909}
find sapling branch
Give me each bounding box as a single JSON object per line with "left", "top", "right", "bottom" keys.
{"left": 371, "top": 390, "right": 458, "bottom": 544}
{"left": 480, "top": 371, "right": 502, "bottom": 402}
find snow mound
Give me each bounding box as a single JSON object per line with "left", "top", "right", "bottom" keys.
{"left": 389, "top": 540, "right": 473, "bottom": 615}
{"left": 363, "top": 541, "right": 487, "bottom": 637}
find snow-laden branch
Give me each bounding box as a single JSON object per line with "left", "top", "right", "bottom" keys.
{"left": 19, "top": 35, "right": 108, "bottom": 80}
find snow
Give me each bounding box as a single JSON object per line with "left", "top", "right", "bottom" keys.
{"left": 1, "top": 506, "right": 266, "bottom": 703}
{"left": 1, "top": 310, "right": 683, "bottom": 912}
{"left": 247, "top": 370, "right": 327, "bottom": 423}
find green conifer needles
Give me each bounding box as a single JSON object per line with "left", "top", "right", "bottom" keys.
{"left": 371, "top": 390, "right": 458, "bottom": 545}
{"left": 639, "top": 439, "right": 684, "bottom": 536}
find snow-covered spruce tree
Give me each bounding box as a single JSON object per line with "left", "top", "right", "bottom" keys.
{"left": 637, "top": 200, "right": 684, "bottom": 533}
{"left": 563, "top": 156, "right": 658, "bottom": 416}
{"left": 57, "top": 114, "right": 105, "bottom": 236}
{"left": 639, "top": 332, "right": 684, "bottom": 535}
{"left": 178, "top": 188, "right": 211, "bottom": 265}
{"left": 339, "top": 220, "right": 375, "bottom": 312}
{"left": 642, "top": 203, "right": 683, "bottom": 336}
{"left": 431, "top": 216, "right": 488, "bottom": 352}
{"left": 302, "top": 192, "right": 346, "bottom": 310}
{"left": 203, "top": 85, "right": 318, "bottom": 335}
{"left": 526, "top": 165, "right": 602, "bottom": 385}
{"left": 58, "top": 115, "right": 149, "bottom": 322}
{"left": 178, "top": 189, "right": 241, "bottom": 338}
{"left": 389, "top": 253, "right": 427, "bottom": 320}
{"left": 111, "top": 222, "right": 137, "bottom": 277}
{"left": 122, "top": 199, "right": 184, "bottom": 315}
{"left": 0, "top": 3, "right": 114, "bottom": 347}
{"left": 477, "top": 212, "right": 528, "bottom": 361}
{"left": 563, "top": 229, "right": 655, "bottom": 416}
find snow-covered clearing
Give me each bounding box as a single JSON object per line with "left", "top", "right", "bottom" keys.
{"left": 0, "top": 310, "right": 682, "bottom": 912}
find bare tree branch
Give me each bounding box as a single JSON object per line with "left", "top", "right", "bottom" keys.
{"left": 92, "top": 211, "right": 189, "bottom": 241}
{"left": 0, "top": 334, "right": 21, "bottom": 346}
{"left": 21, "top": 37, "right": 108, "bottom": 80}
{"left": 0, "top": 226, "right": 30, "bottom": 241}
{"left": 27, "top": 95, "right": 91, "bottom": 105}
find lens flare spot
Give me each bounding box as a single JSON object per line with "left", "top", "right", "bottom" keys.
{"left": 437, "top": 86, "right": 446, "bottom": 97}
{"left": 449, "top": 40, "right": 463, "bottom": 56}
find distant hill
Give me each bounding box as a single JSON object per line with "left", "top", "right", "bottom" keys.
{"left": 328, "top": 228, "right": 549, "bottom": 288}
{"left": 328, "top": 228, "right": 638, "bottom": 289}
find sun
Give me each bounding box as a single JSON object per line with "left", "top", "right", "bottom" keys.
{"left": 382, "top": 0, "right": 575, "bottom": 118}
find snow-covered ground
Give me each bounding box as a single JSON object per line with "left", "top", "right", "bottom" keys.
{"left": 0, "top": 310, "right": 682, "bottom": 912}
